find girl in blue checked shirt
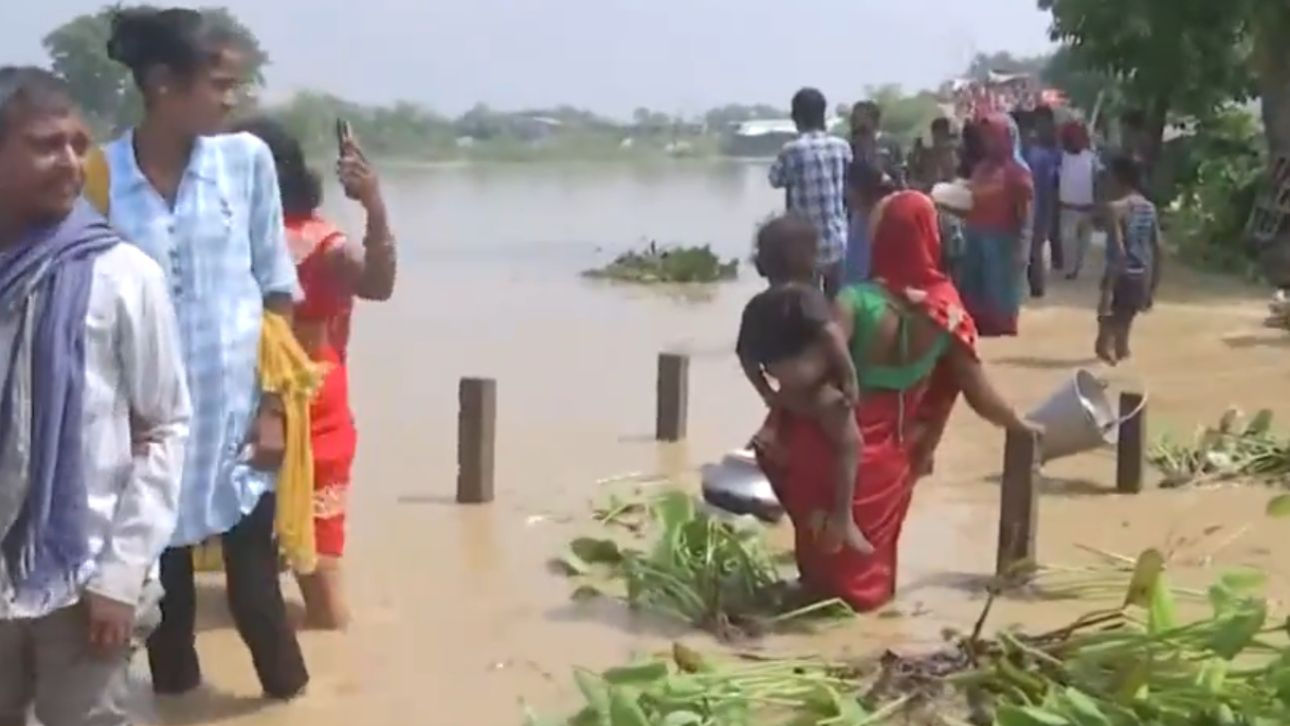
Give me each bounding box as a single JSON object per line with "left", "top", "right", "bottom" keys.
{"left": 101, "top": 7, "right": 307, "bottom": 699}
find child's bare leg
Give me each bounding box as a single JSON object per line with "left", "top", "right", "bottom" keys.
{"left": 810, "top": 387, "right": 871, "bottom": 554}
{"left": 1095, "top": 317, "right": 1117, "bottom": 366}
{"left": 1113, "top": 315, "right": 1134, "bottom": 362}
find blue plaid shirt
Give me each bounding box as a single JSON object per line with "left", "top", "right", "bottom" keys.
{"left": 769, "top": 130, "right": 853, "bottom": 265}
{"left": 103, "top": 131, "right": 300, "bottom": 545}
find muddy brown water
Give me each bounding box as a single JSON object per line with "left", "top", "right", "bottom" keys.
{"left": 130, "top": 162, "right": 1290, "bottom": 725}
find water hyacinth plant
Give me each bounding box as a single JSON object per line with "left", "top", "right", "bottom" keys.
{"left": 553, "top": 490, "right": 850, "bottom": 640}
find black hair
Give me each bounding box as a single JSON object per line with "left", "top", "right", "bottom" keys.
{"left": 234, "top": 116, "right": 322, "bottom": 216}
{"left": 0, "top": 67, "right": 73, "bottom": 142}
{"left": 753, "top": 214, "right": 817, "bottom": 281}
{"left": 736, "top": 283, "right": 832, "bottom": 367}
{"left": 930, "top": 117, "right": 951, "bottom": 135}
{"left": 790, "top": 88, "right": 827, "bottom": 131}
{"left": 1109, "top": 154, "right": 1144, "bottom": 192}
{"left": 106, "top": 7, "right": 240, "bottom": 94}
{"left": 1011, "top": 109, "right": 1033, "bottom": 132}
{"left": 958, "top": 120, "right": 984, "bottom": 179}
{"left": 852, "top": 100, "right": 882, "bottom": 124}
{"left": 1033, "top": 104, "right": 1055, "bottom": 123}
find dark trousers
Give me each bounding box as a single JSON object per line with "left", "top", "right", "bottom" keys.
{"left": 146, "top": 493, "right": 308, "bottom": 699}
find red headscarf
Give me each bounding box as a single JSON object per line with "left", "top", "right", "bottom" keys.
{"left": 1061, "top": 120, "right": 1090, "bottom": 152}
{"left": 869, "top": 190, "right": 978, "bottom": 355}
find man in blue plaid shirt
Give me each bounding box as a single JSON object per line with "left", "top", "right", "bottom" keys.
{"left": 769, "top": 88, "right": 853, "bottom": 298}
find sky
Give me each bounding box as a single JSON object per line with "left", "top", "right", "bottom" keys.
{"left": 6, "top": 0, "right": 1056, "bottom": 118}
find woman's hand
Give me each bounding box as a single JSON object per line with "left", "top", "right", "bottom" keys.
{"left": 338, "top": 137, "right": 382, "bottom": 208}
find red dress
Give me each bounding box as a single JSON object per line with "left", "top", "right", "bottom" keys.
{"left": 287, "top": 213, "right": 357, "bottom": 558}
{"left": 755, "top": 192, "right": 978, "bottom": 611}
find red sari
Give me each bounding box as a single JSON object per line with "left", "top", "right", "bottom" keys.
{"left": 287, "top": 213, "right": 357, "bottom": 558}
{"left": 757, "top": 192, "right": 978, "bottom": 611}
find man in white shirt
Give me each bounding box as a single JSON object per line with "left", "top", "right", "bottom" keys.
{"left": 1058, "top": 120, "right": 1099, "bottom": 278}
{"left": 0, "top": 66, "right": 190, "bottom": 726}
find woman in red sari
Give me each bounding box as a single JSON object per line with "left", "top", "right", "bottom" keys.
{"left": 239, "top": 117, "right": 397, "bottom": 629}
{"left": 756, "top": 191, "right": 1038, "bottom": 611}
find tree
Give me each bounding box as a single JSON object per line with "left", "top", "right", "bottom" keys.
{"left": 43, "top": 5, "right": 268, "bottom": 134}
{"left": 1038, "top": 0, "right": 1252, "bottom": 169}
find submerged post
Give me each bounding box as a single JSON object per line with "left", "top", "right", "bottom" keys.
{"left": 457, "top": 377, "right": 496, "bottom": 504}
{"left": 996, "top": 429, "right": 1038, "bottom": 578}
{"left": 1116, "top": 392, "right": 1146, "bottom": 494}
{"left": 656, "top": 353, "right": 689, "bottom": 442}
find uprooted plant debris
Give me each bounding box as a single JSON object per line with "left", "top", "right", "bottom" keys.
{"left": 550, "top": 489, "right": 852, "bottom": 640}
{"left": 533, "top": 547, "right": 1290, "bottom": 725}
{"left": 1149, "top": 408, "right": 1290, "bottom": 487}
{"left": 583, "top": 241, "right": 739, "bottom": 284}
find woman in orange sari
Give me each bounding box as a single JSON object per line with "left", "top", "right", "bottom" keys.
{"left": 756, "top": 191, "right": 1038, "bottom": 611}
{"left": 238, "top": 117, "right": 397, "bottom": 629}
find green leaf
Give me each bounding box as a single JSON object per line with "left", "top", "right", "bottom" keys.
{"left": 1267, "top": 494, "right": 1290, "bottom": 518}
{"left": 652, "top": 490, "right": 695, "bottom": 536}
{"left": 602, "top": 661, "right": 669, "bottom": 686}
{"left": 608, "top": 687, "right": 652, "bottom": 726}
{"left": 1147, "top": 571, "right": 1178, "bottom": 634}
{"left": 1061, "top": 688, "right": 1111, "bottom": 726}
{"left": 1247, "top": 409, "right": 1274, "bottom": 435}
{"left": 549, "top": 554, "right": 591, "bottom": 577}
{"left": 571, "top": 537, "right": 624, "bottom": 565}
{"left": 659, "top": 713, "right": 703, "bottom": 726}
{"left": 1123, "top": 549, "right": 1166, "bottom": 609}
{"left": 1207, "top": 598, "right": 1267, "bottom": 659}
{"left": 1220, "top": 568, "right": 1266, "bottom": 593}
{"left": 521, "top": 704, "right": 564, "bottom": 726}
{"left": 573, "top": 669, "right": 611, "bottom": 720}
{"left": 572, "top": 585, "right": 604, "bottom": 602}
{"left": 997, "top": 705, "right": 1073, "bottom": 726}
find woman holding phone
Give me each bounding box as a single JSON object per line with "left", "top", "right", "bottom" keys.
{"left": 235, "top": 115, "right": 397, "bottom": 630}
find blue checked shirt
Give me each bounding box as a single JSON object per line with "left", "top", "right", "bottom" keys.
{"left": 103, "top": 131, "right": 300, "bottom": 546}
{"left": 769, "top": 130, "right": 853, "bottom": 265}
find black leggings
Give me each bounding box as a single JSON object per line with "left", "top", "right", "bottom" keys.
{"left": 146, "top": 493, "right": 308, "bottom": 698}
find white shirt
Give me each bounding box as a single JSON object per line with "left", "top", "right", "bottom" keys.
{"left": 1059, "top": 150, "right": 1098, "bottom": 207}
{"left": 0, "top": 244, "right": 190, "bottom": 619}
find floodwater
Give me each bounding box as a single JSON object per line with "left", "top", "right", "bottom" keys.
{"left": 136, "top": 162, "right": 1290, "bottom": 726}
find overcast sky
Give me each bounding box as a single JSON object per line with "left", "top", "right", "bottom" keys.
{"left": 7, "top": 0, "right": 1055, "bottom": 117}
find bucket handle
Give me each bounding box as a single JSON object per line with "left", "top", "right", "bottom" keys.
{"left": 1097, "top": 387, "right": 1149, "bottom": 434}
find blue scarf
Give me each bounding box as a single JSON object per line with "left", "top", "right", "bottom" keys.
{"left": 0, "top": 199, "right": 118, "bottom": 604}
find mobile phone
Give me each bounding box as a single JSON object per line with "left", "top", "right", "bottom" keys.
{"left": 335, "top": 118, "right": 352, "bottom": 155}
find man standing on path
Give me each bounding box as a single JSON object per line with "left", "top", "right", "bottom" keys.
{"left": 0, "top": 66, "right": 190, "bottom": 726}
{"left": 769, "top": 88, "right": 852, "bottom": 297}
{"left": 850, "top": 101, "right": 905, "bottom": 189}
{"left": 1025, "top": 106, "right": 1062, "bottom": 297}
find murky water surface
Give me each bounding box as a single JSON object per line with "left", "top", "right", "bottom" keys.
{"left": 136, "top": 162, "right": 1290, "bottom": 725}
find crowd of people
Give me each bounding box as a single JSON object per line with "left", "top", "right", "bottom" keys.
{"left": 746, "top": 86, "right": 1162, "bottom": 611}
{"left": 0, "top": 6, "right": 397, "bottom": 724}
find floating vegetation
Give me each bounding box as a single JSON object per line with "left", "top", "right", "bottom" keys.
{"left": 583, "top": 241, "right": 739, "bottom": 284}
{"left": 1149, "top": 408, "right": 1290, "bottom": 487}
{"left": 534, "top": 549, "right": 1290, "bottom": 725}
{"left": 552, "top": 489, "right": 851, "bottom": 640}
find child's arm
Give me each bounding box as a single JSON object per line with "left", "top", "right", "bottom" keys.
{"left": 740, "top": 357, "right": 778, "bottom": 408}
{"left": 821, "top": 321, "right": 860, "bottom": 405}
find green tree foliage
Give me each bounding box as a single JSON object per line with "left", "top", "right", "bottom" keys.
{"left": 43, "top": 5, "right": 268, "bottom": 135}
{"left": 1038, "top": 0, "right": 1253, "bottom": 165}
{"left": 864, "top": 84, "right": 944, "bottom": 146}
